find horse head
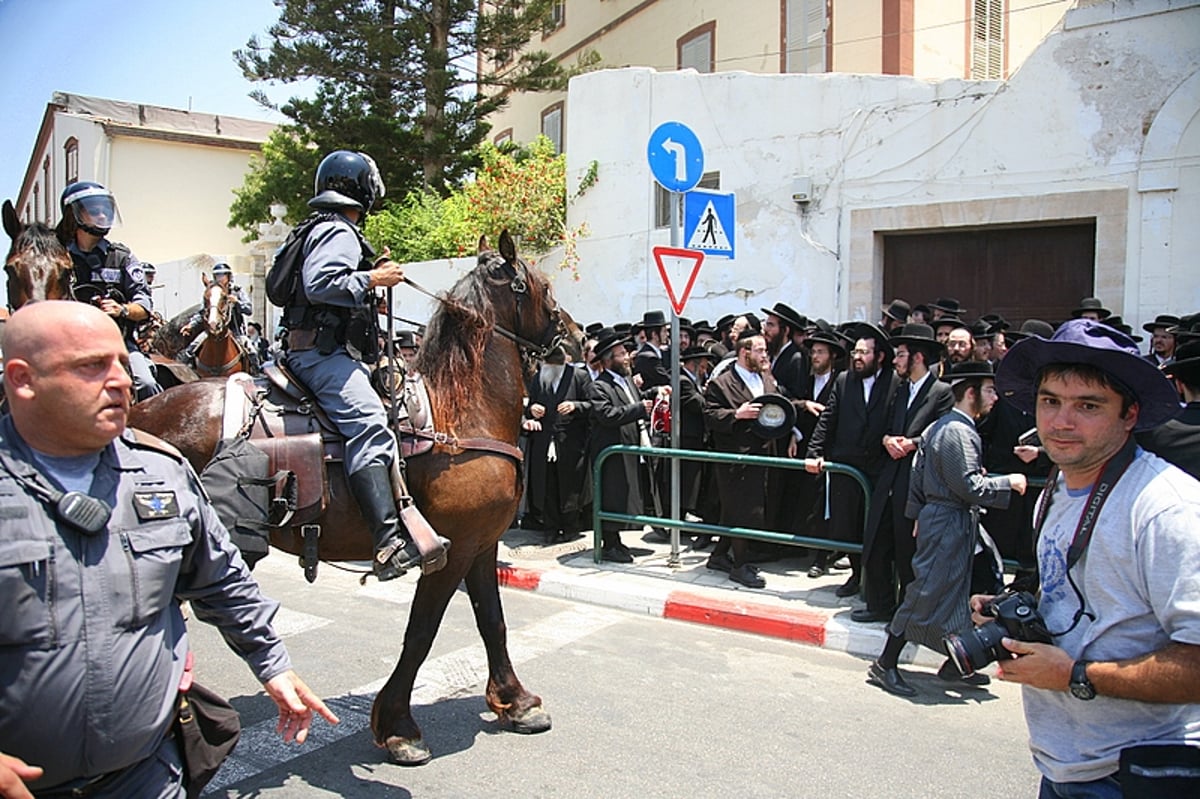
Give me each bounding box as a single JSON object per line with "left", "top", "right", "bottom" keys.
{"left": 3, "top": 200, "right": 74, "bottom": 310}
{"left": 200, "top": 274, "right": 231, "bottom": 337}
{"left": 477, "top": 230, "right": 570, "bottom": 363}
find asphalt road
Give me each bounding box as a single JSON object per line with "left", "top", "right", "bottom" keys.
{"left": 189, "top": 554, "right": 1042, "bottom": 798}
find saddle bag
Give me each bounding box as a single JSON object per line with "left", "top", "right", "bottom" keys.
{"left": 199, "top": 436, "right": 296, "bottom": 568}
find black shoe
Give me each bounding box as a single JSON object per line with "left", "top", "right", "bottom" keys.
{"left": 867, "top": 661, "right": 917, "bottom": 698}
{"left": 807, "top": 563, "right": 828, "bottom": 578}
{"left": 374, "top": 536, "right": 423, "bottom": 581}
{"left": 600, "top": 545, "right": 634, "bottom": 564}
{"left": 706, "top": 553, "right": 734, "bottom": 573}
{"left": 691, "top": 534, "right": 713, "bottom": 550}
{"left": 938, "top": 659, "right": 991, "bottom": 686}
{"left": 834, "top": 578, "right": 861, "bottom": 598}
{"left": 851, "top": 608, "right": 893, "bottom": 624}
{"left": 646, "top": 527, "right": 671, "bottom": 543}
{"left": 729, "top": 563, "right": 766, "bottom": 589}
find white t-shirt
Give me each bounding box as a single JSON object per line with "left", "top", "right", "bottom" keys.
{"left": 1023, "top": 448, "right": 1200, "bottom": 783}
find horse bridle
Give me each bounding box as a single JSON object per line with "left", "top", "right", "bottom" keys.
{"left": 403, "top": 255, "right": 566, "bottom": 361}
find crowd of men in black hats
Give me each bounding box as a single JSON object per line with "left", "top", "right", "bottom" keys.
{"left": 514, "top": 296, "right": 1200, "bottom": 598}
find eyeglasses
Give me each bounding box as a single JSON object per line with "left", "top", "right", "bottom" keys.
{"left": 850, "top": 348, "right": 873, "bottom": 356}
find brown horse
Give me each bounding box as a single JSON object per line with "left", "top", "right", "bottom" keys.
{"left": 191, "top": 277, "right": 253, "bottom": 376}
{"left": 129, "top": 231, "right": 574, "bottom": 765}
{"left": 3, "top": 200, "right": 73, "bottom": 309}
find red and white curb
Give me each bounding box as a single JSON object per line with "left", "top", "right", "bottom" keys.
{"left": 497, "top": 563, "right": 947, "bottom": 667}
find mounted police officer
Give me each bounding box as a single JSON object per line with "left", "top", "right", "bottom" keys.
{"left": 180, "top": 262, "right": 255, "bottom": 366}
{"left": 281, "top": 150, "right": 448, "bottom": 580}
{"left": 56, "top": 181, "right": 162, "bottom": 400}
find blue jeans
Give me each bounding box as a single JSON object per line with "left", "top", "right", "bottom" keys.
{"left": 1038, "top": 774, "right": 1121, "bottom": 799}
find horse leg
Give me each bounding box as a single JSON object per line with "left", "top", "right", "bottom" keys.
{"left": 464, "top": 542, "right": 551, "bottom": 734}
{"left": 370, "top": 564, "right": 466, "bottom": 766}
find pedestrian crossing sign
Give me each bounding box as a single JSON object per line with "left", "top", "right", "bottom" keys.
{"left": 683, "top": 189, "right": 735, "bottom": 259}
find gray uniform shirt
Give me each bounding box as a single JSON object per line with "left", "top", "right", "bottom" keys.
{"left": 1024, "top": 448, "right": 1200, "bottom": 783}
{"left": 0, "top": 416, "right": 291, "bottom": 791}
{"left": 300, "top": 216, "right": 373, "bottom": 307}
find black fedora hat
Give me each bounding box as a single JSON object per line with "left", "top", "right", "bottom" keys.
{"left": 803, "top": 329, "right": 848, "bottom": 356}
{"left": 881, "top": 298, "right": 912, "bottom": 323}
{"left": 715, "top": 314, "right": 736, "bottom": 333}
{"left": 980, "top": 313, "right": 1011, "bottom": 333}
{"left": 1163, "top": 339, "right": 1200, "bottom": 383}
{"left": 1173, "top": 318, "right": 1200, "bottom": 345}
{"left": 613, "top": 321, "right": 633, "bottom": 336}
{"left": 845, "top": 321, "right": 894, "bottom": 358}
{"left": 592, "top": 327, "right": 629, "bottom": 359}
{"left": 940, "top": 360, "right": 995, "bottom": 384}
{"left": 394, "top": 329, "right": 419, "bottom": 350}
{"left": 1142, "top": 313, "right": 1181, "bottom": 334}
{"left": 929, "top": 297, "right": 967, "bottom": 315}
{"left": 889, "top": 322, "right": 945, "bottom": 355}
{"left": 969, "top": 319, "right": 997, "bottom": 341}
{"left": 1103, "top": 315, "right": 1142, "bottom": 343}
{"left": 750, "top": 394, "right": 797, "bottom": 440}
{"left": 679, "top": 345, "right": 719, "bottom": 363}
{"left": 932, "top": 315, "right": 968, "bottom": 332}
{"left": 584, "top": 321, "right": 605, "bottom": 337}
{"left": 996, "top": 319, "right": 1182, "bottom": 431}
{"left": 692, "top": 319, "right": 716, "bottom": 336}
{"left": 633, "top": 310, "right": 668, "bottom": 331}
{"left": 1004, "top": 319, "right": 1055, "bottom": 342}
{"left": 760, "top": 302, "right": 808, "bottom": 332}
{"left": 678, "top": 317, "right": 695, "bottom": 334}
{"left": 1071, "top": 297, "right": 1112, "bottom": 319}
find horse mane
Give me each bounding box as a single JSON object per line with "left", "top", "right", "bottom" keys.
{"left": 10, "top": 221, "right": 65, "bottom": 261}
{"left": 415, "top": 260, "right": 497, "bottom": 421}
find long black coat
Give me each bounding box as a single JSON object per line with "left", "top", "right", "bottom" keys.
{"left": 1137, "top": 402, "right": 1200, "bottom": 480}
{"left": 771, "top": 341, "right": 809, "bottom": 401}
{"left": 632, "top": 342, "right": 670, "bottom": 389}
{"left": 806, "top": 369, "right": 898, "bottom": 543}
{"left": 588, "top": 371, "right": 649, "bottom": 532}
{"left": 676, "top": 368, "right": 708, "bottom": 509}
{"left": 976, "top": 395, "right": 1053, "bottom": 564}
{"left": 524, "top": 365, "right": 593, "bottom": 517}
{"left": 703, "top": 367, "right": 780, "bottom": 528}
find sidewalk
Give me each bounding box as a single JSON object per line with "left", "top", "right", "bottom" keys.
{"left": 496, "top": 526, "right": 944, "bottom": 668}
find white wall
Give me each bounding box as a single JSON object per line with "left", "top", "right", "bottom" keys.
{"left": 555, "top": 0, "right": 1200, "bottom": 332}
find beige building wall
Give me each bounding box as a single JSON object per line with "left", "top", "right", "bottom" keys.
{"left": 486, "top": 0, "right": 1069, "bottom": 149}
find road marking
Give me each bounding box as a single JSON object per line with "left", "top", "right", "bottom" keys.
{"left": 204, "top": 605, "right": 623, "bottom": 793}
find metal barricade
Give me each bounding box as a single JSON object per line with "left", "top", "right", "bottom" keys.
{"left": 591, "top": 445, "right": 871, "bottom": 565}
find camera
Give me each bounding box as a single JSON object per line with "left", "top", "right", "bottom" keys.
{"left": 943, "top": 590, "right": 1053, "bottom": 677}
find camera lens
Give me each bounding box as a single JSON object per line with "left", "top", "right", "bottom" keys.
{"left": 943, "top": 620, "right": 1008, "bottom": 677}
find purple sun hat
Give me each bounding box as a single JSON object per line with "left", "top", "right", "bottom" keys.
{"left": 995, "top": 319, "right": 1183, "bottom": 432}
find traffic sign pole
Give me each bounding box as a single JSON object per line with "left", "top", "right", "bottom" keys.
{"left": 669, "top": 193, "right": 682, "bottom": 566}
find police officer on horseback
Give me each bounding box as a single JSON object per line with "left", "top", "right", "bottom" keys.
{"left": 56, "top": 181, "right": 162, "bottom": 400}
{"left": 181, "top": 262, "right": 255, "bottom": 367}
{"left": 281, "top": 150, "right": 448, "bottom": 580}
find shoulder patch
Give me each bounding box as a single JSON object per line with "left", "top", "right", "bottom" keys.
{"left": 127, "top": 428, "right": 185, "bottom": 462}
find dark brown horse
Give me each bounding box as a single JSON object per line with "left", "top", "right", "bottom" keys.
{"left": 3, "top": 200, "right": 73, "bottom": 309}
{"left": 129, "top": 231, "right": 573, "bottom": 764}
{"left": 191, "top": 277, "right": 253, "bottom": 376}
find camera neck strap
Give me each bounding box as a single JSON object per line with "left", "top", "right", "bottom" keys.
{"left": 1033, "top": 434, "right": 1139, "bottom": 571}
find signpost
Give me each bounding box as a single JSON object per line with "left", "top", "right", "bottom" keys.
{"left": 646, "top": 121, "right": 707, "bottom": 566}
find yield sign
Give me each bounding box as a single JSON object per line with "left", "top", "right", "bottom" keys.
{"left": 652, "top": 246, "right": 705, "bottom": 316}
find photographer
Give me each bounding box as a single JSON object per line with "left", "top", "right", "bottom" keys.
{"left": 982, "top": 319, "right": 1200, "bottom": 798}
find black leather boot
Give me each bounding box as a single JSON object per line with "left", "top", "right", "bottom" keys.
{"left": 348, "top": 465, "right": 430, "bottom": 581}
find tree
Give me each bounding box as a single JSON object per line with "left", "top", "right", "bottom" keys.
{"left": 231, "top": 0, "right": 596, "bottom": 235}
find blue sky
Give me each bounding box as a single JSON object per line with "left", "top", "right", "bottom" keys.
{"left": 0, "top": 0, "right": 303, "bottom": 204}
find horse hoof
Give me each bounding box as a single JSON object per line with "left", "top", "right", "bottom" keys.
{"left": 383, "top": 736, "right": 432, "bottom": 766}
{"left": 506, "top": 705, "right": 552, "bottom": 735}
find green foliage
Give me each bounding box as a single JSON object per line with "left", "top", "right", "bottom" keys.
{"left": 366, "top": 136, "right": 596, "bottom": 278}
{"left": 228, "top": 128, "right": 321, "bottom": 239}
{"left": 231, "top": 0, "right": 596, "bottom": 235}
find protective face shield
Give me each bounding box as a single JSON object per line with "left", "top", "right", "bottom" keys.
{"left": 212, "top": 263, "right": 233, "bottom": 283}
{"left": 61, "top": 182, "right": 121, "bottom": 237}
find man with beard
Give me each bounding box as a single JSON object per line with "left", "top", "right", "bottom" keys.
{"left": 796, "top": 330, "right": 844, "bottom": 551}
{"left": 946, "top": 324, "right": 974, "bottom": 367}
{"left": 805, "top": 323, "right": 899, "bottom": 595}
{"left": 1142, "top": 314, "right": 1179, "bottom": 366}
{"left": 523, "top": 346, "right": 593, "bottom": 544}
{"left": 854, "top": 324, "right": 954, "bottom": 623}
{"left": 867, "top": 361, "right": 1027, "bottom": 697}
{"left": 880, "top": 299, "right": 911, "bottom": 333}
{"left": 703, "top": 333, "right": 791, "bottom": 588}
{"left": 632, "top": 310, "right": 671, "bottom": 389}
{"left": 678, "top": 345, "right": 720, "bottom": 544}
{"left": 588, "top": 328, "right": 663, "bottom": 563}
{"left": 762, "top": 303, "right": 810, "bottom": 536}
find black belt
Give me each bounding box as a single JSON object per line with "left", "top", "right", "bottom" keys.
{"left": 34, "top": 729, "right": 175, "bottom": 798}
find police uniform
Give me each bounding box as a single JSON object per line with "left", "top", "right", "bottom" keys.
{"left": 67, "top": 238, "right": 162, "bottom": 400}
{"left": 283, "top": 213, "right": 394, "bottom": 476}
{"left": 0, "top": 414, "right": 290, "bottom": 796}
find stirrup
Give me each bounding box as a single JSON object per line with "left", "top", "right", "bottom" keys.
{"left": 374, "top": 535, "right": 450, "bottom": 580}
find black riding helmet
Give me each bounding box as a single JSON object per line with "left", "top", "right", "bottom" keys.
{"left": 308, "top": 151, "right": 386, "bottom": 213}
{"left": 61, "top": 181, "right": 119, "bottom": 237}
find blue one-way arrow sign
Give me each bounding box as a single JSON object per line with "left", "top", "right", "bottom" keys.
{"left": 684, "top": 189, "right": 735, "bottom": 259}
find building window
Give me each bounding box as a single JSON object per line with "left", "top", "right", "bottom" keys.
{"left": 43, "top": 156, "right": 52, "bottom": 221}
{"left": 493, "top": 128, "right": 514, "bottom": 147}
{"left": 970, "top": 0, "right": 1005, "bottom": 80}
{"left": 64, "top": 137, "right": 79, "bottom": 185}
{"left": 677, "top": 21, "right": 715, "bottom": 73}
{"left": 784, "top": 0, "right": 828, "bottom": 74}
{"left": 543, "top": 1, "right": 565, "bottom": 37}
{"left": 655, "top": 171, "right": 720, "bottom": 229}
{"left": 32, "top": 184, "right": 40, "bottom": 223}
{"left": 541, "top": 102, "right": 564, "bottom": 154}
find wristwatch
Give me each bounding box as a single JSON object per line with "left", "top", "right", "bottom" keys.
{"left": 1069, "top": 659, "right": 1096, "bottom": 700}
{"left": 118, "top": 304, "right": 130, "bottom": 320}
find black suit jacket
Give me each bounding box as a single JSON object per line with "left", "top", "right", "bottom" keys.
{"left": 1137, "top": 402, "right": 1200, "bottom": 480}
{"left": 633, "top": 342, "right": 670, "bottom": 389}
{"left": 771, "top": 341, "right": 809, "bottom": 401}
{"left": 806, "top": 369, "right": 898, "bottom": 477}
{"left": 524, "top": 365, "right": 593, "bottom": 512}
{"left": 863, "top": 373, "right": 954, "bottom": 543}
